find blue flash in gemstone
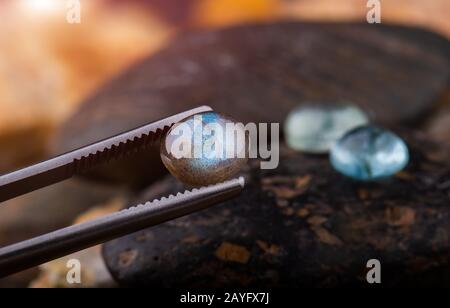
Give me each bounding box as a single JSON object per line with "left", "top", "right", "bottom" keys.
{"left": 160, "top": 112, "right": 248, "bottom": 186}
{"left": 330, "top": 125, "right": 409, "bottom": 180}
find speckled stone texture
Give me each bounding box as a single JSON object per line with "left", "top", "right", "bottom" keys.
{"left": 103, "top": 132, "right": 450, "bottom": 287}
{"left": 49, "top": 21, "right": 449, "bottom": 287}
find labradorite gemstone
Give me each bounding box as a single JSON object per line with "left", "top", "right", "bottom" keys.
{"left": 330, "top": 125, "right": 409, "bottom": 180}
{"left": 284, "top": 104, "right": 369, "bottom": 153}
{"left": 160, "top": 112, "right": 248, "bottom": 186}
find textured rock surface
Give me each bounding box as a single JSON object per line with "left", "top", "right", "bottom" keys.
{"left": 53, "top": 22, "right": 450, "bottom": 187}
{"left": 103, "top": 133, "right": 450, "bottom": 287}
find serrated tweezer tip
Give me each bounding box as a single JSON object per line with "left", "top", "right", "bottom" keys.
{"left": 0, "top": 176, "right": 245, "bottom": 277}
{"left": 0, "top": 106, "right": 213, "bottom": 203}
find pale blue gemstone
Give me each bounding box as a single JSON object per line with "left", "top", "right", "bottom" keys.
{"left": 330, "top": 125, "right": 409, "bottom": 180}
{"left": 284, "top": 104, "right": 369, "bottom": 153}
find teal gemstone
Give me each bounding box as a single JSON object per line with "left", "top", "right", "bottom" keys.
{"left": 284, "top": 104, "right": 369, "bottom": 153}
{"left": 330, "top": 125, "right": 409, "bottom": 180}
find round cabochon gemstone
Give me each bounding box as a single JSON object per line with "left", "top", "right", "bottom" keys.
{"left": 160, "top": 112, "right": 248, "bottom": 186}
{"left": 284, "top": 103, "right": 369, "bottom": 153}
{"left": 330, "top": 125, "right": 409, "bottom": 180}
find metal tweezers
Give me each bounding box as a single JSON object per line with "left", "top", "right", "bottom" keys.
{"left": 0, "top": 106, "right": 245, "bottom": 278}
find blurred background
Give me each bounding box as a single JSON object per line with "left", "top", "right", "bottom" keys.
{"left": 1, "top": 0, "right": 449, "bottom": 178}
{"left": 0, "top": 0, "right": 449, "bottom": 287}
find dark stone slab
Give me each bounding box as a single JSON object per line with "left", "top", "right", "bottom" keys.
{"left": 53, "top": 22, "right": 450, "bottom": 187}
{"left": 103, "top": 132, "right": 450, "bottom": 287}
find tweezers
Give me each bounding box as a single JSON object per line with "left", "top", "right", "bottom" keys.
{"left": 0, "top": 106, "right": 245, "bottom": 277}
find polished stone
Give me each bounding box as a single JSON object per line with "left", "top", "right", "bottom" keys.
{"left": 330, "top": 125, "right": 409, "bottom": 180}
{"left": 284, "top": 103, "right": 369, "bottom": 153}
{"left": 161, "top": 112, "right": 248, "bottom": 186}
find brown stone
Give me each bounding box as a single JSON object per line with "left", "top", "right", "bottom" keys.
{"left": 53, "top": 22, "right": 450, "bottom": 187}
{"left": 102, "top": 132, "right": 450, "bottom": 287}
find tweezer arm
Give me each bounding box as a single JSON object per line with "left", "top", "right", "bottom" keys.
{"left": 0, "top": 177, "right": 244, "bottom": 278}
{"left": 0, "top": 106, "right": 212, "bottom": 203}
